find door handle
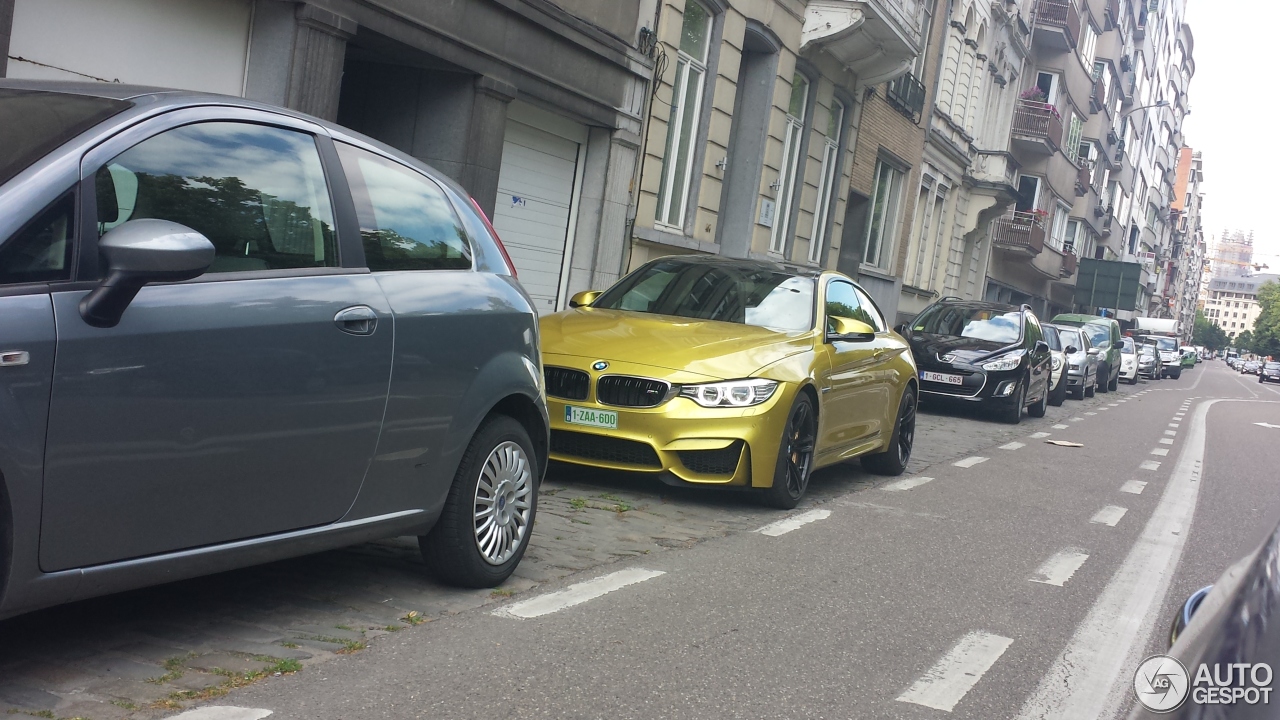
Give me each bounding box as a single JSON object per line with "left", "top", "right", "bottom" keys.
{"left": 334, "top": 306, "right": 378, "bottom": 336}
{"left": 0, "top": 350, "right": 29, "bottom": 367}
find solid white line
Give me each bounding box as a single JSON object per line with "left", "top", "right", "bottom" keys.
{"left": 1030, "top": 432, "right": 1051, "bottom": 439}
{"left": 492, "top": 568, "right": 665, "bottom": 619}
{"left": 1030, "top": 549, "right": 1090, "bottom": 586}
{"left": 1053, "top": 424, "right": 1069, "bottom": 429}
{"left": 882, "top": 476, "right": 935, "bottom": 492}
{"left": 1159, "top": 438, "right": 1174, "bottom": 445}
{"left": 953, "top": 456, "right": 989, "bottom": 468}
{"left": 167, "top": 709, "right": 273, "bottom": 720}
{"left": 1140, "top": 460, "right": 1161, "bottom": 471}
{"left": 1150, "top": 448, "right": 1169, "bottom": 456}
{"left": 756, "top": 509, "right": 832, "bottom": 536}
{"left": 1090, "top": 505, "right": 1128, "bottom": 527}
{"left": 896, "top": 632, "right": 1014, "bottom": 712}
{"left": 1000, "top": 442, "right": 1025, "bottom": 450}
{"left": 1013, "top": 399, "right": 1222, "bottom": 720}
{"left": 1120, "top": 480, "right": 1147, "bottom": 494}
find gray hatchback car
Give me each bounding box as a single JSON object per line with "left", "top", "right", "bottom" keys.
{"left": 0, "top": 81, "right": 548, "bottom": 619}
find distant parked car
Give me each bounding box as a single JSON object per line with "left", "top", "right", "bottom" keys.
{"left": 1138, "top": 335, "right": 1184, "bottom": 379}
{"left": 1242, "top": 360, "right": 1262, "bottom": 375}
{"left": 1138, "top": 343, "right": 1164, "bottom": 380}
{"left": 1259, "top": 362, "right": 1280, "bottom": 383}
{"left": 1041, "top": 324, "right": 1069, "bottom": 405}
{"left": 901, "top": 299, "right": 1052, "bottom": 424}
{"left": 0, "top": 81, "right": 550, "bottom": 620}
{"left": 1055, "top": 325, "right": 1100, "bottom": 399}
{"left": 1118, "top": 337, "right": 1140, "bottom": 384}
{"left": 1051, "top": 314, "right": 1122, "bottom": 392}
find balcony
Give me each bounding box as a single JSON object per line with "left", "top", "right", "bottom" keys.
{"left": 1011, "top": 100, "right": 1063, "bottom": 155}
{"left": 886, "top": 71, "right": 926, "bottom": 122}
{"left": 992, "top": 210, "right": 1046, "bottom": 256}
{"left": 801, "top": 0, "right": 927, "bottom": 86}
{"left": 1075, "top": 165, "right": 1092, "bottom": 197}
{"left": 1090, "top": 80, "right": 1107, "bottom": 113}
{"left": 1061, "top": 252, "right": 1079, "bottom": 278}
{"left": 1033, "top": 0, "right": 1081, "bottom": 51}
{"left": 1104, "top": 0, "right": 1121, "bottom": 29}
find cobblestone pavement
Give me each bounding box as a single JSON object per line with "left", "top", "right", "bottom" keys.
{"left": 0, "top": 380, "right": 1147, "bottom": 719}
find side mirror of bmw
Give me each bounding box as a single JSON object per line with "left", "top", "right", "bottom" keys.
{"left": 79, "top": 219, "right": 215, "bottom": 328}
{"left": 827, "top": 316, "right": 876, "bottom": 342}
{"left": 568, "top": 290, "right": 601, "bottom": 308}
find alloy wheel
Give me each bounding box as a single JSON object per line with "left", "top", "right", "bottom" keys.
{"left": 784, "top": 401, "right": 817, "bottom": 498}
{"left": 896, "top": 391, "right": 917, "bottom": 466}
{"left": 473, "top": 441, "right": 534, "bottom": 566}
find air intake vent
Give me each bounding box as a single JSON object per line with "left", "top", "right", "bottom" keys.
{"left": 544, "top": 366, "right": 589, "bottom": 400}
{"left": 596, "top": 376, "right": 671, "bottom": 408}
{"left": 550, "top": 430, "right": 661, "bottom": 468}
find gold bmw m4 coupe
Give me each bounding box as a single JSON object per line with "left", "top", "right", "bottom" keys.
{"left": 539, "top": 256, "right": 919, "bottom": 508}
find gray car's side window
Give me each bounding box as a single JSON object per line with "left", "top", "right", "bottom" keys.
{"left": 94, "top": 122, "right": 338, "bottom": 273}
{"left": 0, "top": 194, "right": 75, "bottom": 285}
{"left": 335, "top": 143, "right": 472, "bottom": 272}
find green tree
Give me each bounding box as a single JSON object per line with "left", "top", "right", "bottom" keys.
{"left": 1251, "top": 281, "right": 1280, "bottom": 359}
{"left": 1192, "top": 310, "right": 1228, "bottom": 351}
{"left": 1236, "top": 329, "right": 1254, "bottom": 354}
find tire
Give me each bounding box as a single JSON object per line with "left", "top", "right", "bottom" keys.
{"left": 1085, "top": 373, "right": 1096, "bottom": 397}
{"left": 1028, "top": 382, "right": 1048, "bottom": 418}
{"left": 1171, "top": 367, "right": 1182, "bottom": 380}
{"left": 761, "top": 393, "right": 818, "bottom": 509}
{"left": 419, "top": 415, "right": 538, "bottom": 588}
{"left": 1049, "top": 375, "right": 1067, "bottom": 406}
{"left": 1097, "top": 363, "right": 1110, "bottom": 393}
{"left": 863, "top": 386, "right": 917, "bottom": 476}
{"left": 1108, "top": 368, "right": 1119, "bottom": 392}
{"left": 1001, "top": 380, "right": 1025, "bottom": 424}
{"left": 1128, "top": 376, "right": 1138, "bottom": 385}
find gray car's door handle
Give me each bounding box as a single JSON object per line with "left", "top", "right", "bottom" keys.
{"left": 334, "top": 306, "right": 378, "bottom": 336}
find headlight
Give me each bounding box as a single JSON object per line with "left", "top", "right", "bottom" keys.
{"left": 1069, "top": 363, "right": 1080, "bottom": 370}
{"left": 1052, "top": 356, "right": 1063, "bottom": 371}
{"left": 981, "top": 350, "right": 1025, "bottom": 371}
{"left": 679, "top": 378, "right": 779, "bottom": 408}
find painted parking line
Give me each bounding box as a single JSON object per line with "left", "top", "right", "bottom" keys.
{"left": 1000, "top": 442, "right": 1026, "bottom": 450}
{"left": 1070, "top": 417, "right": 1084, "bottom": 422}
{"left": 1053, "top": 424, "right": 1070, "bottom": 429}
{"left": 1159, "top": 438, "right": 1174, "bottom": 445}
{"left": 883, "top": 476, "right": 935, "bottom": 492}
{"left": 1090, "top": 506, "right": 1128, "bottom": 527}
{"left": 1120, "top": 480, "right": 1147, "bottom": 494}
{"left": 1140, "top": 461, "right": 1161, "bottom": 471}
{"left": 1086, "top": 412, "right": 1098, "bottom": 416}
{"left": 1169, "top": 423, "right": 1180, "bottom": 428}
{"left": 1108, "top": 403, "right": 1120, "bottom": 407}
{"left": 168, "top": 708, "right": 273, "bottom": 720}
{"left": 1164, "top": 430, "right": 1176, "bottom": 436}
{"left": 1030, "top": 432, "right": 1051, "bottom": 439}
{"left": 492, "top": 568, "right": 665, "bottom": 619}
{"left": 896, "top": 631, "right": 1014, "bottom": 712}
{"left": 1151, "top": 448, "right": 1170, "bottom": 456}
{"left": 954, "top": 456, "right": 989, "bottom": 468}
{"left": 756, "top": 509, "right": 832, "bottom": 536}
{"left": 1030, "top": 549, "right": 1090, "bottom": 586}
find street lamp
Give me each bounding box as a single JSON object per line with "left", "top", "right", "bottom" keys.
{"left": 1120, "top": 99, "right": 1169, "bottom": 120}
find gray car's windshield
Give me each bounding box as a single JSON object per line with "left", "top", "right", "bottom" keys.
{"left": 0, "top": 89, "right": 130, "bottom": 186}
{"left": 913, "top": 306, "right": 1022, "bottom": 343}
{"left": 593, "top": 260, "right": 815, "bottom": 331}
{"left": 1059, "top": 329, "right": 1084, "bottom": 352}
{"left": 1267, "top": 363, "right": 1280, "bottom": 370}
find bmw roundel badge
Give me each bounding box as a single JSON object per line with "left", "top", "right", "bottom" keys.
{"left": 592, "top": 361, "right": 609, "bottom": 371}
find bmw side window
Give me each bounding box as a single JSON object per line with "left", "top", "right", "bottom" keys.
{"left": 0, "top": 194, "right": 75, "bottom": 285}
{"left": 93, "top": 122, "right": 338, "bottom": 272}
{"left": 826, "top": 281, "right": 877, "bottom": 331}
{"left": 852, "top": 286, "right": 886, "bottom": 332}
{"left": 335, "top": 143, "right": 472, "bottom": 271}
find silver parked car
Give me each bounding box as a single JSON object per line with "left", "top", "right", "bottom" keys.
{"left": 0, "top": 81, "right": 549, "bottom": 619}
{"left": 1054, "top": 325, "right": 1099, "bottom": 399}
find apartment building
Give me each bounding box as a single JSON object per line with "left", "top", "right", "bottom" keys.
{"left": 1205, "top": 275, "right": 1280, "bottom": 340}
{"left": 3, "top": 0, "right": 655, "bottom": 315}
{"left": 629, "top": 0, "right": 930, "bottom": 321}
{"left": 1167, "top": 147, "right": 1204, "bottom": 338}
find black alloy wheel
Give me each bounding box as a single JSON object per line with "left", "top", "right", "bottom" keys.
{"left": 1028, "top": 381, "right": 1048, "bottom": 418}
{"left": 1002, "top": 380, "right": 1025, "bottom": 424}
{"left": 863, "top": 386, "right": 917, "bottom": 476}
{"left": 762, "top": 394, "right": 817, "bottom": 509}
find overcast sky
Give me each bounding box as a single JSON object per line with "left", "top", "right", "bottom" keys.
{"left": 1181, "top": 0, "right": 1278, "bottom": 267}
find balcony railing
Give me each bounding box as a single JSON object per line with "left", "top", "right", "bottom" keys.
{"left": 1075, "top": 165, "right": 1092, "bottom": 196}
{"left": 992, "top": 210, "right": 1046, "bottom": 255}
{"left": 1034, "top": 0, "right": 1081, "bottom": 48}
{"left": 1061, "top": 252, "right": 1079, "bottom": 278}
{"left": 1011, "top": 100, "right": 1064, "bottom": 152}
{"left": 886, "top": 71, "right": 927, "bottom": 123}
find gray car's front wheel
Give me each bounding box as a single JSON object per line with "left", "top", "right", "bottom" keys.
{"left": 420, "top": 415, "right": 538, "bottom": 587}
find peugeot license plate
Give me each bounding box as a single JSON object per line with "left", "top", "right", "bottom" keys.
{"left": 921, "top": 371, "right": 964, "bottom": 385}
{"left": 564, "top": 406, "right": 618, "bottom": 429}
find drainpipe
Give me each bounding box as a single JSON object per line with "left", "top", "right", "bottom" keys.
{"left": 622, "top": 3, "right": 666, "bottom": 278}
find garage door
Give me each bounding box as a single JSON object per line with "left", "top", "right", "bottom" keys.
{"left": 491, "top": 115, "right": 583, "bottom": 314}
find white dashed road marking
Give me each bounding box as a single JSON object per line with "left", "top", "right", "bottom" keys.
{"left": 1070, "top": 417, "right": 1084, "bottom": 422}
{"left": 1140, "top": 460, "right": 1161, "bottom": 471}
{"left": 492, "top": 568, "right": 665, "bottom": 619}
{"left": 1030, "top": 549, "right": 1090, "bottom": 586}
{"left": 1000, "top": 442, "right": 1025, "bottom": 450}
{"left": 1120, "top": 480, "right": 1147, "bottom": 494}
{"left": 168, "top": 709, "right": 273, "bottom": 720}
{"left": 1053, "top": 424, "right": 1069, "bottom": 429}
{"left": 897, "top": 632, "right": 1015, "bottom": 712}
{"left": 1090, "top": 506, "right": 1128, "bottom": 526}
{"left": 1086, "top": 412, "right": 1097, "bottom": 416}
{"left": 1159, "top": 438, "right": 1174, "bottom": 445}
{"left": 1031, "top": 432, "right": 1051, "bottom": 439}
{"left": 1151, "top": 448, "right": 1169, "bottom": 456}
{"left": 756, "top": 509, "right": 832, "bottom": 536}
{"left": 1164, "top": 430, "right": 1176, "bottom": 436}
{"left": 882, "top": 476, "right": 935, "bottom": 492}
{"left": 954, "top": 456, "right": 989, "bottom": 468}
{"left": 1169, "top": 423, "right": 1179, "bottom": 428}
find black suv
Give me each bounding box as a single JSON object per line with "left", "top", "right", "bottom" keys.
{"left": 897, "top": 299, "right": 1052, "bottom": 424}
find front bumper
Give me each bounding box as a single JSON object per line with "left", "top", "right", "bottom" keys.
{"left": 1120, "top": 360, "right": 1138, "bottom": 380}
{"left": 916, "top": 361, "right": 1022, "bottom": 404}
{"left": 543, "top": 355, "right": 792, "bottom": 488}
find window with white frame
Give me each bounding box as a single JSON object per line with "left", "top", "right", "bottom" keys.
{"left": 1079, "top": 22, "right": 1098, "bottom": 69}
{"left": 1064, "top": 219, "right": 1081, "bottom": 255}
{"left": 906, "top": 176, "right": 950, "bottom": 290}
{"left": 655, "top": 0, "right": 712, "bottom": 229}
{"left": 1049, "top": 202, "right": 1070, "bottom": 251}
{"left": 807, "top": 99, "right": 845, "bottom": 263}
{"left": 862, "top": 160, "right": 905, "bottom": 270}
{"left": 1064, "top": 113, "right": 1084, "bottom": 162}
{"left": 771, "top": 73, "right": 810, "bottom": 253}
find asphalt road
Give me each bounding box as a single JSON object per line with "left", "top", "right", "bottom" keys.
{"left": 179, "top": 360, "right": 1276, "bottom": 720}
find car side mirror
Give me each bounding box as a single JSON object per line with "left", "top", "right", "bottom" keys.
{"left": 1087, "top": 348, "right": 1101, "bottom": 356}
{"left": 79, "top": 219, "right": 215, "bottom": 328}
{"left": 1034, "top": 340, "right": 1049, "bottom": 354}
{"left": 1065, "top": 345, "right": 1079, "bottom": 354}
{"left": 894, "top": 323, "right": 909, "bottom": 336}
{"left": 827, "top": 316, "right": 876, "bottom": 343}
{"left": 568, "top": 290, "right": 601, "bottom": 308}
